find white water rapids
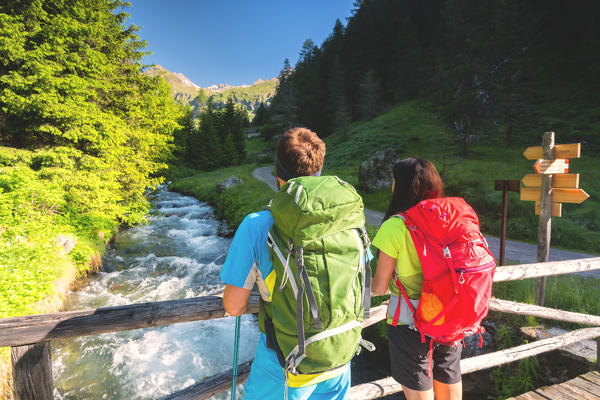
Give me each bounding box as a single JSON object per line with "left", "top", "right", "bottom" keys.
{"left": 52, "top": 189, "right": 260, "bottom": 399}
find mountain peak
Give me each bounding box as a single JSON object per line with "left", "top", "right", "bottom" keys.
{"left": 146, "top": 65, "right": 278, "bottom": 116}
{"left": 205, "top": 83, "right": 235, "bottom": 93}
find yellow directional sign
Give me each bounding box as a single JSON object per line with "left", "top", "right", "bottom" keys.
{"left": 521, "top": 174, "right": 579, "bottom": 188}
{"left": 521, "top": 187, "right": 590, "bottom": 204}
{"left": 535, "top": 201, "right": 562, "bottom": 217}
{"left": 523, "top": 143, "right": 581, "bottom": 160}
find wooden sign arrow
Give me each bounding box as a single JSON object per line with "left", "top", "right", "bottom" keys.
{"left": 521, "top": 187, "right": 590, "bottom": 203}
{"left": 534, "top": 159, "right": 569, "bottom": 174}
{"left": 494, "top": 180, "right": 521, "bottom": 192}
{"left": 535, "top": 201, "right": 562, "bottom": 217}
{"left": 521, "top": 173, "right": 579, "bottom": 188}
{"left": 523, "top": 143, "right": 581, "bottom": 160}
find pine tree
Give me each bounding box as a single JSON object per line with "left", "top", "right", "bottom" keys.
{"left": 358, "top": 70, "right": 381, "bottom": 120}
{"left": 267, "top": 59, "right": 297, "bottom": 139}
{"left": 330, "top": 56, "right": 351, "bottom": 138}
{"left": 233, "top": 105, "right": 249, "bottom": 164}
{"left": 198, "top": 100, "right": 222, "bottom": 169}
{"left": 174, "top": 106, "right": 195, "bottom": 159}
{"left": 253, "top": 103, "right": 269, "bottom": 127}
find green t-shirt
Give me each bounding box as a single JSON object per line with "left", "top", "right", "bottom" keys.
{"left": 372, "top": 216, "right": 423, "bottom": 299}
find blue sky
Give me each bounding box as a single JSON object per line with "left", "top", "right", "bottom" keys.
{"left": 126, "top": 1, "right": 355, "bottom": 87}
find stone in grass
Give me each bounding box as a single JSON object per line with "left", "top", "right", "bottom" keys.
{"left": 358, "top": 148, "right": 400, "bottom": 192}
{"left": 56, "top": 234, "right": 77, "bottom": 255}
{"left": 216, "top": 176, "right": 244, "bottom": 193}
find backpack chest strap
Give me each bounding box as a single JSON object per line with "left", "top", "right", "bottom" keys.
{"left": 284, "top": 319, "right": 363, "bottom": 374}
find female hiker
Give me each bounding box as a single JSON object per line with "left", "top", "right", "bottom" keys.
{"left": 371, "top": 157, "right": 495, "bottom": 400}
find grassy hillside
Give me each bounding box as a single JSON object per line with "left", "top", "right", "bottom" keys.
{"left": 322, "top": 101, "right": 600, "bottom": 254}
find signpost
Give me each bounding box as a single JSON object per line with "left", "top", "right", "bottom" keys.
{"left": 520, "top": 133, "right": 589, "bottom": 306}
{"left": 494, "top": 180, "right": 521, "bottom": 266}
{"left": 533, "top": 159, "right": 569, "bottom": 174}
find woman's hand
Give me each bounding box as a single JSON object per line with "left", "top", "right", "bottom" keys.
{"left": 371, "top": 250, "right": 396, "bottom": 296}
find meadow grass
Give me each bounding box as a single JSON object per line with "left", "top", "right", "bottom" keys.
{"left": 323, "top": 100, "right": 600, "bottom": 254}
{"left": 244, "top": 135, "right": 275, "bottom": 166}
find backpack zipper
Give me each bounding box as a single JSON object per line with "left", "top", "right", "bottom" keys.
{"left": 454, "top": 261, "right": 496, "bottom": 274}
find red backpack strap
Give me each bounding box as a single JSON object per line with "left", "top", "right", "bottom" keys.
{"left": 391, "top": 271, "right": 417, "bottom": 327}
{"left": 390, "top": 214, "right": 417, "bottom": 327}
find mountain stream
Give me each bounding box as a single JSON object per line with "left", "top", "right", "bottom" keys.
{"left": 52, "top": 189, "right": 259, "bottom": 399}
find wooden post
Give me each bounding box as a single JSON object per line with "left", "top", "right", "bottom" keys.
{"left": 11, "top": 342, "right": 53, "bottom": 400}
{"left": 500, "top": 181, "right": 509, "bottom": 266}
{"left": 494, "top": 180, "right": 520, "bottom": 266}
{"left": 596, "top": 338, "right": 600, "bottom": 371}
{"left": 535, "top": 132, "right": 554, "bottom": 306}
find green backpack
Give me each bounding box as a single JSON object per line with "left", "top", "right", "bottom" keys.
{"left": 260, "top": 175, "right": 372, "bottom": 376}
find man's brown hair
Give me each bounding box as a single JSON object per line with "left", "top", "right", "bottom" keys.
{"left": 276, "top": 127, "right": 326, "bottom": 177}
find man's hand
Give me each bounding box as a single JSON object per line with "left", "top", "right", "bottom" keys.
{"left": 223, "top": 284, "right": 252, "bottom": 316}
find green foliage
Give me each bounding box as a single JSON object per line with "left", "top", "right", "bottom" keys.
{"left": 490, "top": 324, "right": 539, "bottom": 399}
{"left": 0, "top": 0, "right": 181, "bottom": 320}
{"left": 0, "top": 0, "right": 182, "bottom": 225}
{"left": 0, "top": 148, "right": 117, "bottom": 318}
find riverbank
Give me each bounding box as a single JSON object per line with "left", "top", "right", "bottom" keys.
{"left": 168, "top": 163, "right": 274, "bottom": 232}
{"left": 0, "top": 237, "right": 110, "bottom": 399}
{"left": 0, "top": 155, "right": 119, "bottom": 398}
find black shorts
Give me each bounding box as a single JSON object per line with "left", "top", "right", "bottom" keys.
{"left": 387, "top": 324, "right": 462, "bottom": 391}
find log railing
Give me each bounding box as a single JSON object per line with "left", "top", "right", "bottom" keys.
{"left": 2, "top": 257, "right": 599, "bottom": 400}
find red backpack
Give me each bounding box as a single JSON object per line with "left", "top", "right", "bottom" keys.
{"left": 392, "top": 197, "right": 496, "bottom": 372}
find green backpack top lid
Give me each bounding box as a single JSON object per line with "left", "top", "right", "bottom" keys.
{"left": 270, "top": 175, "right": 366, "bottom": 246}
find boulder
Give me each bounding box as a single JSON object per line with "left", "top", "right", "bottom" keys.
{"left": 358, "top": 148, "right": 400, "bottom": 192}
{"left": 56, "top": 234, "right": 77, "bottom": 254}
{"left": 216, "top": 176, "right": 244, "bottom": 193}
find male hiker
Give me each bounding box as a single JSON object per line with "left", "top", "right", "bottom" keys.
{"left": 221, "top": 127, "right": 371, "bottom": 400}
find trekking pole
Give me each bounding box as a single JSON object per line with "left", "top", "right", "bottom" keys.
{"left": 231, "top": 315, "right": 241, "bottom": 400}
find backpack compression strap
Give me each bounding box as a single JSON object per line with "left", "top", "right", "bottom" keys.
{"left": 293, "top": 244, "right": 322, "bottom": 364}
{"left": 358, "top": 226, "right": 371, "bottom": 318}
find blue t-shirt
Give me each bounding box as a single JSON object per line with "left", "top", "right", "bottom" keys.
{"left": 220, "top": 210, "right": 275, "bottom": 300}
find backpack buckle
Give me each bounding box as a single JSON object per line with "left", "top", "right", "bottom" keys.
{"left": 443, "top": 247, "right": 451, "bottom": 259}
{"left": 284, "top": 354, "right": 299, "bottom": 376}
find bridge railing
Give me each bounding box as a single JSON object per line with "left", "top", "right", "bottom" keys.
{"left": 2, "top": 257, "right": 600, "bottom": 400}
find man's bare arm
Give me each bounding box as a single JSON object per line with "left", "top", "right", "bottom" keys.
{"left": 223, "top": 284, "right": 252, "bottom": 316}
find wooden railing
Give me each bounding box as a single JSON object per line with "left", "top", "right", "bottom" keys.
{"left": 2, "top": 257, "right": 600, "bottom": 400}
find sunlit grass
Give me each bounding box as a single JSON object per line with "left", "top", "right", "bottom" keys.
{"left": 322, "top": 100, "right": 600, "bottom": 254}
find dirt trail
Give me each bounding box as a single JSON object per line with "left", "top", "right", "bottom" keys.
{"left": 252, "top": 166, "right": 597, "bottom": 276}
